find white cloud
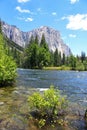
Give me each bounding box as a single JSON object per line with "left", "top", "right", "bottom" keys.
{"left": 16, "top": 6, "right": 30, "bottom": 13}
{"left": 62, "top": 14, "right": 87, "bottom": 31}
{"left": 69, "top": 34, "right": 76, "bottom": 38}
{"left": 25, "top": 17, "right": 34, "bottom": 22}
{"left": 18, "top": 0, "right": 30, "bottom": 3}
{"left": 17, "top": 16, "right": 34, "bottom": 22}
{"left": 70, "top": 0, "right": 79, "bottom": 4}
{"left": 52, "top": 12, "right": 57, "bottom": 16}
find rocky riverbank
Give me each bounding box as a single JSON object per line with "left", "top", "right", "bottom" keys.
{"left": 0, "top": 86, "right": 87, "bottom": 130}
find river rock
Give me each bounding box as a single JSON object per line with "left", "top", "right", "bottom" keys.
{"left": 0, "top": 102, "right": 4, "bottom": 105}
{"left": 13, "top": 91, "right": 20, "bottom": 95}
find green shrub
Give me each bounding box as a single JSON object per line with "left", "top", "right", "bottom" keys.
{"left": 76, "top": 61, "right": 85, "bottom": 71}
{"left": 28, "top": 86, "right": 68, "bottom": 128}
{"left": 0, "top": 55, "right": 17, "bottom": 86}
{"left": 0, "top": 34, "right": 17, "bottom": 86}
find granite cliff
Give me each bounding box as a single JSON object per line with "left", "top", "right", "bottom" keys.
{"left": 2, "top": 21, "right": 71, "bottom": 56}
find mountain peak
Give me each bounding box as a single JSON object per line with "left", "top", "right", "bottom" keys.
{"left": 2, "top": 21, "right": 71, "bottom": 56}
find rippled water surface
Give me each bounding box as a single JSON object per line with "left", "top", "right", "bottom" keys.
{"left": 17, "top": 69, "right": 87, "bottom": 107}
{"left": 0, "top": 69, "right": 87, "bottom": 130}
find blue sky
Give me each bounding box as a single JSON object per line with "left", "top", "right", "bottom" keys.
{"left": 0, "top": 0, "right": 87, "bottom": 55}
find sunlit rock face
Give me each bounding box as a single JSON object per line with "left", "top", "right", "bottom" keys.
{"left": 2, "top": 22, "right": 71, "bottom": 56}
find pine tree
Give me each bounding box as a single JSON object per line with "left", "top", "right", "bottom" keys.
{"left": 38, "top": 34, "right": 50, "bottom": 68}
{"left": 40, "top": 34, "right": 49, "bottom": 51}
{"left": 54, "top": 49, "right": 59, "bottom": 66}
{"left": 58, "top": 52, "right": 61, "bottom": 66}
{"left": 81, "top": 51, "right": 86, "bottom": 63}
{"left": 62, "top": 53, "right": 65, "bottom": 65}
{"left": 35, "top": 35, "right": 39, "bottom": 45}
{"left": 40, "top": 34, "right": 45, "bottom": 46}
{"left": 69, "top": 55, "right": 76, "bottom": 70}
{"left": 24, "top": 34, "right": 51, "bottom": 69}
{"left": 30, "top": 35, "right": 34, "bottom": 44}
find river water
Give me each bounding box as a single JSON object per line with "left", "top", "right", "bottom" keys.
{"left": 0, "top": 69, "right": 87, "bottom": 130}
{"left": 17, "top": 69, "right": 87, "bottom": 107}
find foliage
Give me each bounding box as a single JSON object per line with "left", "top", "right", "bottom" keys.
{"left": 0, "top": 55, "right": 17, "bottom": 86}
{"left": 28, "top": 86, "right": 68, "bottom": 128}
{"left": 54, "top": 49, "right": 59, "bottom": 66}
{"left": 38, "top": 119, "right": 46, "bottom": 128}
{"left": 81, "top": 51, "right": 86, "bottom": 63}
{"left": 0, "top": 20, "right": 23, "bottom": 67}
{"left": 68, "top": 55, "right": 76, "bottom": 70}
{"left": 83, "top": 60, "right": 87, "bottom": 71}
{"left": 62, "top": 53, "right": 66, "bottom": 65}
{"left": 20, "top": 32, "right": 87, "bottom": 71}
{"left": 76, "top": 61, "right": 85, "bottom": 71}
{"left": 4, "top": 37, "right": 23, "bottom": 67}
{"left": 38, "top": 47, "right": 50, "bottom": 69}
{"left": 23, "top": 38, "right": 39, "bottom": 68}
{"left": 23, "top": 34, "right": 87, "bottom": 71}
{"left": 35, "top": 35, "right": 39, "bottom": 45}
{"left": 23, "top": 35, "right": 51, "bottom": 69}
{"left": 0, "top": 33, "right": 17, "bottom": 86}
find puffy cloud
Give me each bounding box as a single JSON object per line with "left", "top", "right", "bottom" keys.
{"left": 70, "top": 0, "right": 79, "bottom": 4}
{"left": 25, "top": 17, "right": 34, "bottom": 22}
{"left": 69, "top": 34, "right": 76, "bottom": 38}
{"left": 17, "top": 16, "right": 34, "bottom": 22}
{"left": 62, "top": 14, "right": 87, "bottom": 31}
{"left": 17, "top": 0, "right": 30, "bottom": 3}
{"left": 52, "top": 12, "right": 57, "bottom": 16}
{"left": 16, "top": 6, "right": 30, "bottom": 13}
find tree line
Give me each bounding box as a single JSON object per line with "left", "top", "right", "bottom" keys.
{"left": 20, "top": 34, "right": 87, "bottom": 71}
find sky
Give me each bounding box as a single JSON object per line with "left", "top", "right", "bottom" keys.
{"left": 0, "top": 0, "right": 87, "bottom": 55}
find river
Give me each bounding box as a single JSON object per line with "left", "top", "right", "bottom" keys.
{"left": 0, "top": 69, "right": 87, "bottom": 130}
{"left": 17, "top": 69, "right": 87, "bottom": 107}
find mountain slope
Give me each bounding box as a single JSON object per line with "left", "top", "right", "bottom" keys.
{"left": 2, "top": 21, "right": 71, "bottom": 56}
{"left": 4, "top": 35, "right": 24, "bottom": 52}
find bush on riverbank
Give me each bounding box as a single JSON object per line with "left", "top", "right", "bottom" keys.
{"left": 0, "top": 33, "right": 17, "bottom": 86}
{"left": 28, "top": 86, "right": 68, "bottom": 128}
{"left": 0, "top": 55, "right": 17, "bottom": 86}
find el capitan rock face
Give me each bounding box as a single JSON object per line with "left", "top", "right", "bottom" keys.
{"left": 2, "top": 21, "right": 71, "bottom": 56}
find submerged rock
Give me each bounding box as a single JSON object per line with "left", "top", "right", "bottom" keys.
{"left": 13, "top": 90, "right": 20, "bottom": 95}
{"left": 0, "top": 102, "right": 4, "bottom": 106}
